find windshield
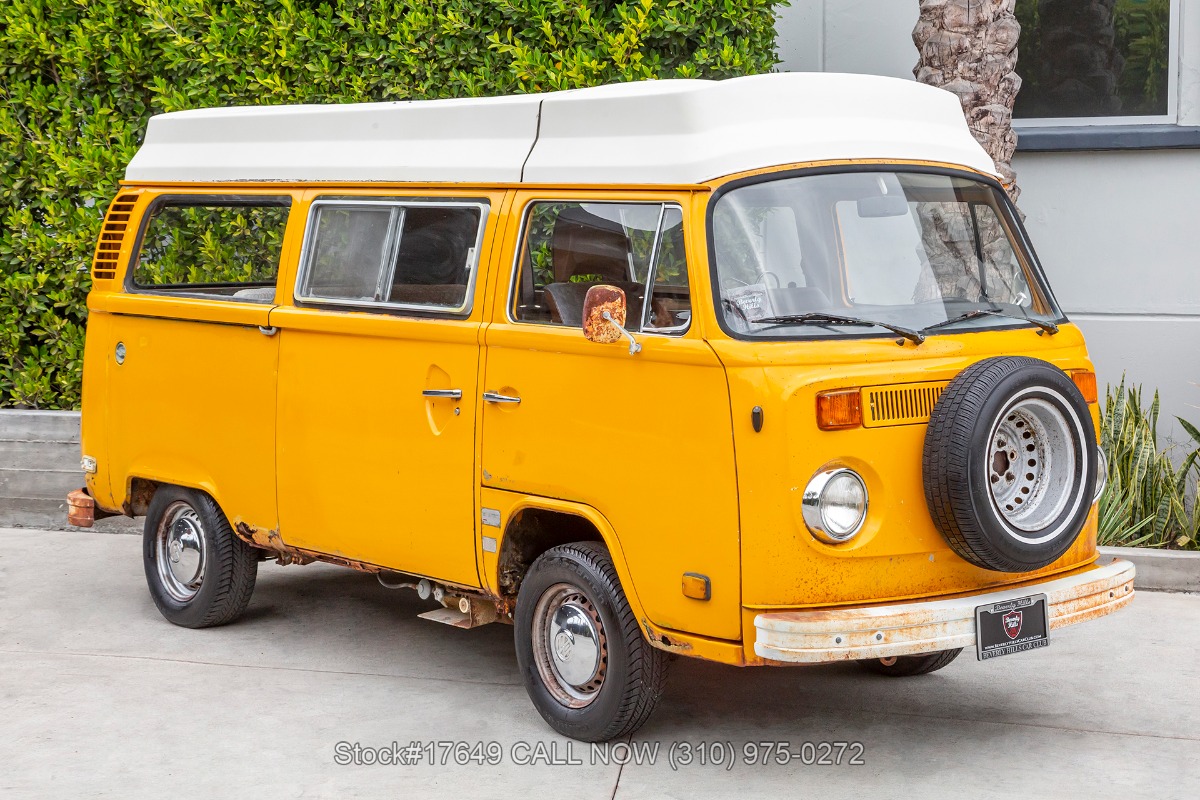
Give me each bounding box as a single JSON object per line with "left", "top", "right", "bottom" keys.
{"left": 711, "top": 170, "right": 1061, "bottom": 339}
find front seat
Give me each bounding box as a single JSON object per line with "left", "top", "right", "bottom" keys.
{"left": 543, "top": 207, "right": 646, "bottom": 328}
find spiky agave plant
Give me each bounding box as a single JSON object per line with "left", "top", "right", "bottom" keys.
{"left": 1098, "top": 377, "right": 1200, "bottom": 549}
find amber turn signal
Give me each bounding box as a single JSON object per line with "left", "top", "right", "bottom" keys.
{"left": 1071, "top": 370, "right": 1098, "bottom": 404}
{"left": 681, "top": 573, "right": 711, "bottom": 601}
{"left": 816, "top": 389, "right": 863, "bottom": 430}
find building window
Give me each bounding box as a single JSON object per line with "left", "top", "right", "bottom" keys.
{"left": 1014, "top": 0, "right": 1178, "bottom": 124}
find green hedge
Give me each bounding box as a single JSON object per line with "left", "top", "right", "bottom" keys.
{"left": 0, "top": 0, "right": 783, "bottom": 409}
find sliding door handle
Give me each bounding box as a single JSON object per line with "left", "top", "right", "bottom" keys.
{"left": 482, "top": 391, "right": 521, "bottom": 405}
{"left": 422, "top": 389, "right": 463, "bottom": 400}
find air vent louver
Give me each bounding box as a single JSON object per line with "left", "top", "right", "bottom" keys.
{"left": 91, "top": 194, "right": 138, "bottom": 280}
{"left": 862, "top": 381, "right": 949, "bottom": 428}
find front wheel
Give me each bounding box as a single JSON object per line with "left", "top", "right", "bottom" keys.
{"left": 856, "top": 648, "right": 962, "bottom": 677}
{"left": 514, "top": 542, "right": 669, "bottom": 742}
{"left": 143, "top": 486, "right": 258, "bottom": 628}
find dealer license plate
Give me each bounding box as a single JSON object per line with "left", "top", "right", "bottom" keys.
{"left": 975, "top": 593, "right": 1050, "bottom": 661}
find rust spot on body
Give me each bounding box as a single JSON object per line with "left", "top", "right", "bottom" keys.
{"left": 643, "top": 620, "right": 693, "bottom": 654}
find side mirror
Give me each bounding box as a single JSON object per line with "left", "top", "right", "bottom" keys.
{"left": 582, "top": 285, "right": 642, "bottom": 355}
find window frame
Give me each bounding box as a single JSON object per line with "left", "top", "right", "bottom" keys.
{"left": 506, "top": 198, "right": 693, "bottom": 336}
{"left": 293, "top": 197, "right": 490, "bottom": 318}
{"left": 124, "top": 193, "right": 293, "bottom": 302}
{"left": 1013, "top": 0, "right": 1181, "bottom": 129}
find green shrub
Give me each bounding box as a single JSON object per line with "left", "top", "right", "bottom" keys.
{"left": 0, "top": 0, "right": 784, "bottom": 408}
{"left": 1098, "top": 377, "right": 1200, "bottom": 550}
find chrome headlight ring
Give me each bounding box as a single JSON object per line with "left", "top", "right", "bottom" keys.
{"left": 802, "top": 468, "right": 869, "bottom": 544}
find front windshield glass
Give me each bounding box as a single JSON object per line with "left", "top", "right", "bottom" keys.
{"left": 711, "top": 170, "right": 1060, "bottom": 339}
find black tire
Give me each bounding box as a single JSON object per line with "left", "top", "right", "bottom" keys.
{"left": 143, "top": 486, "right": 258, "bottom": 628}
{"left": 857, "top": 649, "right": 962, "bottom": 677}
{"left": 923, "top": 356, "right": 1097, "bottom": 573}
{"left": 514, "top": 542, "right": 669, "bottom": 742}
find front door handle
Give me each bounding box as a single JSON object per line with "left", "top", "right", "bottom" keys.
{"left": 422, "top": 389, "right": 463, "bottom": 400}
{"left": 482, "top": 391, "right": 521, "bottom": 405}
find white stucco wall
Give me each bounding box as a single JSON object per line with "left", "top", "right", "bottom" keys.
{"left": 1014, "top": 149, "right": 1200, "bottom": 441}
{"left": 775, "top": 1, "right": 1200, "bottom": 444}
{"left": 776, "top": 0, "right": 918, "bottom": 78}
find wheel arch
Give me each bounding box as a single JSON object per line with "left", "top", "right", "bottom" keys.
{"left": 494, "top": 497, "right": 651, "bottom": 629}
{"left": 120, "top": 469, "right": 221, "bottom": 518}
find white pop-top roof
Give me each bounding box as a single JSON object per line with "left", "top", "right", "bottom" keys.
{"left": 125, "top": 73, "right": 998, "bottom": 185}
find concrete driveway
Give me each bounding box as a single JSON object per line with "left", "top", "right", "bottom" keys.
{"left": 1, "top": 527, "right": 1197, "bottom": 799}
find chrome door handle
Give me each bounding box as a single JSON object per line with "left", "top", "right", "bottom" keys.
{"left": 422, "top": 389, "right": 463, "bottom": 400}
{"left": 482, "top": 391, "right": 521, "bottom": 404}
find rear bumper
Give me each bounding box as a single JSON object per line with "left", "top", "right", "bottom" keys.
{"left": 753, "top": 559, "right": 1135, "bottom": 664}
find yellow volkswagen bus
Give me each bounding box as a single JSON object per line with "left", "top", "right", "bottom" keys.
{"left": 72, "top": 73, "right": 1134, "bottom": 742}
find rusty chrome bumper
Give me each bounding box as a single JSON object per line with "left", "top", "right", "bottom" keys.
{"left": 753, "top": 559, "right": 1135, "bottom": 664}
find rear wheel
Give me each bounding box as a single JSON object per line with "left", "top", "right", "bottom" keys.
{"left": 514, "top": 542, "right": 669, "bottom": 742}
{"left": 143, "top": 486, "right": 258, "bottom": 628}
{"left": 856, "top": 648, "right": 962, "bottom": 677}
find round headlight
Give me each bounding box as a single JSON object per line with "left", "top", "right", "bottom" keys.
{"left": 1093, "top": 445, "right": 1108, "bottom": 502}
{"left": 802, "top": 468, "right": 868, "bottom": 544}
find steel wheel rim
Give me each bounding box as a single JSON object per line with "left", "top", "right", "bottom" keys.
{"left": 155, "top": 501, "right": 207, "bottom": 603}
{"left": 531, "top": 582, "right": 607, "bottom": 708}
{"left": 986, "top": 396, "right": 1077, "bottom": 535}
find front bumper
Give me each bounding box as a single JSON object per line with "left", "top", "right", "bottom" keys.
{"left": 754, "top": 559, "right": 1135, "bottom": 664}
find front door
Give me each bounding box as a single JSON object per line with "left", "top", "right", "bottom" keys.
{"left": 274, "top": 191, "right": 502, "bottom": 586}
{"left": 479, "top": 192, "right": 742, "bottom": 640}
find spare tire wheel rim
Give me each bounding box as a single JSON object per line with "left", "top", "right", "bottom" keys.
{"left": 985, "top": 386, "right": 1088, "bottom": 545}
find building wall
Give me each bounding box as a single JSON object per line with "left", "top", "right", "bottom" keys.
{"left": 775, "top": 1, "right": 1200, "bottom": 444}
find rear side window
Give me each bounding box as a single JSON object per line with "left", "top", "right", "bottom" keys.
{"left": 296, "top": 199, "right": 486, "bottom": 313}
{"left": 131, "top": 198, "right": 291, "bottom": 303}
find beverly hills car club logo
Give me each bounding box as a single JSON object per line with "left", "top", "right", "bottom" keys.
{"left": 1002, "top": 609, "right": 1023, "bottom": 640}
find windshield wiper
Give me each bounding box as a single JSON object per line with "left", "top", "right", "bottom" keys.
{"left": 751, "top": 313, "right": 925, "bottom": 345}
{"left": 921, "top": 308, "right": 1059, "bottom": 336}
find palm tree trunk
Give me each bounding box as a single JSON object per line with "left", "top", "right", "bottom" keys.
{"left": 913, "top": 0, "right": 1023, "bottom": 204}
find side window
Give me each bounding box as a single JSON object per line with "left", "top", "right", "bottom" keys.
{"left": 131, "top": 199, "right": 291, "bottom": 302}
{"left": 389, "top": 206, "right": 481, "bottom": 309}
{"left": 297, "top": 200, "right": 485, "bottom": 312}
{"left": 301, "top": 205, "right": 395, "bottom": 302}
{"left": 511, "top": 201, "right": 691, "bottom": 333}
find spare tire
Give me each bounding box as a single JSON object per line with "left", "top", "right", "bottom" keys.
{"left": 923, "top": 356, "right": 1097, "bottom": 572}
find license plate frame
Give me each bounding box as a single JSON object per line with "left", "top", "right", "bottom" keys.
{"left": 975, "top": 593, "right": 1050, "bottom": 661}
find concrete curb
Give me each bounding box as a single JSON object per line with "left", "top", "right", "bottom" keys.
{"left": 1098, "top": 546, "right": 1200, "bottom": 593}
{"left": 1, "top": 409, "right": 86, "bottom": 529}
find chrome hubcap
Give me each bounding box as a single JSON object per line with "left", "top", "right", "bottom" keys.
{"left": 156, "top": 502, "right": 206, "bottom": 602}
{"left": 987, "top": 397, "right": 1076, "bottom": 534}
{"left": 532, "top": 583, "right": 607, "bottom": 707}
